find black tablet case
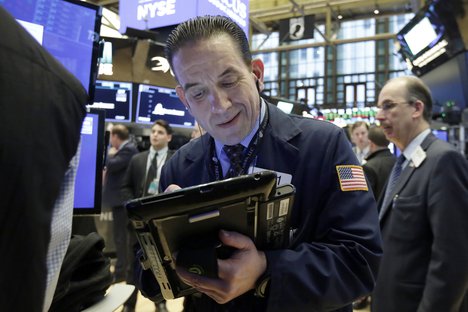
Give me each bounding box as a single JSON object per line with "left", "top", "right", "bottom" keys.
{"left": 126, "top": 171, "right": 295, "bottom": 299}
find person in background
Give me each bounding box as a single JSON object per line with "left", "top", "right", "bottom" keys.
{"left": 190, "top": 121, "right": 206, "bottom": 140}
{"left": 372, "top": 76, "right": 468, "bottom": 312}
{"left": 362, "top": 125, "right": 396, "bottom": 200}
{"left": 135, "top": 15, "right": 382, "bottom": 312}
{"left": 0, "top": 7, "right": 86, "bottom": 312}
{"left": 121, "top": 119, "right": 175, "bottom": 312}
{"left": 353, "top": 125, "right": 396, "bottom": 310}
{"left": 102, "top": 124, "right": 138, "bottom": 283}
{"left": 350, "top": 121, "right": 370, "bottom": 164}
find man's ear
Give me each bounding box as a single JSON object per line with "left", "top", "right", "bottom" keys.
{"left": 175, "top": 85, "right": 191, "bottom": 112}
{"left": 252, "top": 58, "right": 265, "bottom": 92}
{"left": 412, "top": 100, "right": 425, "bottom": 119}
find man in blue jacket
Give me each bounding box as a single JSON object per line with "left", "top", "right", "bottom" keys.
{"left": 136, "top": 15, "right": 382, "bottom": 311}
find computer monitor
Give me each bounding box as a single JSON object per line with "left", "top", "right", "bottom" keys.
{"left": 135, "top": 83, "right": 195, "bottom": 128}
{"left": 2, "top": 0, "right": 102, "bottom": 100}
{"left": 74, "top": 109, "right": 105, "bottom": 214}
{"left": 396, "top": 0, "right": 464, "bottom": 76}
{"left": 432, "top": 129, "right": 448, "bottom": 142}
{"left": 87, "top": 80, "right": 133, "bottom": 122}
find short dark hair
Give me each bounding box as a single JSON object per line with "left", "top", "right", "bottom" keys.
{"left": 111, "top": 124, "right": 129, "bottom": 141}
{"left": 403, "top": 76, "right": 433, "bottom": 122}
{"left": 165, "top": 15, "right": 252, "bottom": 79}
{"left": 152, "top": 119, "right": 173, "bottom": 135}
{"left": 368, "top": 125, "right": 389, "bottom": 147}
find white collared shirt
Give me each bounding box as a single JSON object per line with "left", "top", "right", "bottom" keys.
{"left": 146, "top": 146, "right": 169, "bottom": 181}
{"left": 400, "top": 128, "right": 431, "bottom": 169}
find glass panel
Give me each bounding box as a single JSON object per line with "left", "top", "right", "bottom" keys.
{"left": 346, "top": 85, "right": 355, "bottom": 106}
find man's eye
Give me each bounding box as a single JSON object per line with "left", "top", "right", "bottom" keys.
{"left": 191, "top": 89, "right": 205, "bottom": 99}
{"left": 383, "top": 103, "right": 395, "bottom": 110}
{"left": 221, "top": 79, "right": 239, "bottom": 88}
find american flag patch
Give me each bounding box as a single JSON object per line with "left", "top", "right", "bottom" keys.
{"left": 336, "top": 165, "right": 368, "bottom": 191}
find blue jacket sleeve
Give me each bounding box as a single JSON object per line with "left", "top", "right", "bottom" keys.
{"left": 263, "top": 128, "right": 382, "bottom": 312}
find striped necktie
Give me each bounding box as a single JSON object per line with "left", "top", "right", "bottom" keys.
{"left": 380, "top": 154, "right": 405, "bottom": 214}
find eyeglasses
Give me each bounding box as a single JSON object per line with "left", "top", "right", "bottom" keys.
{"left": 377, "top": 101, "right": 413, "bottom": 112}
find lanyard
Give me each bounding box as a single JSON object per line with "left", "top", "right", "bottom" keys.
{"left": 210, "top": 103, "right": 269, "bottom": 181}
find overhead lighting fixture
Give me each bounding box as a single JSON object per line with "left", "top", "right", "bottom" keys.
{"left": 335, "top": 6, "right": 343, "bottom": 20}
{"left": 374, "top": 1, "right": 380, "bottom": 14}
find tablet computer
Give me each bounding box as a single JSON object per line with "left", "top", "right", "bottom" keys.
{"left": 125, "top": 171, "right": 295, "bottom": 300}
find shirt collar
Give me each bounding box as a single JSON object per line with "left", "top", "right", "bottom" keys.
{"left": 401, "top": 128, "right": 430, "bottom": 164}
{"left": 150, "top": 146, "right": 168, "bottom": 158}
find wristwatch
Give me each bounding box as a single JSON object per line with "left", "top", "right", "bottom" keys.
{"left": 254, "top": 273, "right": 271, "bottom": 298}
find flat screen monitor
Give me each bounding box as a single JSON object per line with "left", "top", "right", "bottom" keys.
{"left": 432, "top": 129, "right": 448, "bottom": 142}
{"left": 1, "top": 0, "right": 102, "bottom": 100}
{"left": 136, "top": 84, "right": 195, "bottom": 128}
{"left": 74, "top": 109, "right": 105, "bottom": 214}
{"left": 396, "top": 0, "right": 464, "bottom": 76}
{"left": 87, "top": 80, "right": 133, "bottom": 122}
{"left": 403, "top": 16, "right": 439, "bottom": 56}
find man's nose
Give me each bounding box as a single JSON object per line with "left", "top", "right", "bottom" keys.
{"left": 209, "top": 88, "right": 230, "bottom": 113}
{"left": 376, "top": 108, "right": 385, "bottom": 121}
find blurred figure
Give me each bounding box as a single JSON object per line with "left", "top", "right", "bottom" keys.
{"left": 372, "top": 76, "right": 468, "bottom": 312}
{"left": 121, "top": 119, "right": 175, "bottom": 312}
{"left": 0, "top": 7, "right": 86, "bottom": 311}
{"left": 363, "top": 126, "right": 396, "bottom": 200}
{"left": 190, "top": 121, "right": 205, "bottom": 140}
{"left": 102, "top": 124, "right": 138, "bottom": 283}
{"left": 354, "top": 126, "right": 396, "bottom": 310}
{"left": 350, "top": 121, "right": 370, "bottom": 164}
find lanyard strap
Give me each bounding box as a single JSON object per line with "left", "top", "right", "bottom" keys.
{"left": 210, "top": 103, "right": 269, "bottom": 181}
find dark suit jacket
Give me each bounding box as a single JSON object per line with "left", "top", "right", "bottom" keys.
{"left": 363, "top": 148, "right": 396, "bottom": 200}
{"left": 0, "top": 7, "right": 86, "bottom": 311}
{"left": 138, "top": 103, "right": 383, "bottom": 312}
{"left": 121, "top": 149, "right": 175, "bottom": 201}
{"left": 102, "top": 142, "right": 138, "bottom": 207}
{"left": 373, "top": 133, "right": 468, "bottom": 312}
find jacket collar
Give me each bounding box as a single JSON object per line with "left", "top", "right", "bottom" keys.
{"left": 183, "top": 102, "right": 303, "bottom": 179}
{"left": 379, "top": 133, "right": 437, "bottom": 222}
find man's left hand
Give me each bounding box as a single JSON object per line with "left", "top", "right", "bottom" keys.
{"left": 176, "top": 229, "right": 267, "bottom": 304}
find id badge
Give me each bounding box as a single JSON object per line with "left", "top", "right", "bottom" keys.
{"left": 147, "top": 178, "right": 159, "bottom": 195}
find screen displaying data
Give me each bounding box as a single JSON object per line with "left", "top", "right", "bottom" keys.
{"left": 136, "top": 84, "right": 195, "bottom": 128}
{"left": 88, "top": 80, "right": 133, "bottom": 122}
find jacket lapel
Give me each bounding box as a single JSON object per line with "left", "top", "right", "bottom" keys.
{"left": 379, "top": 133, "right": 437, "bottom": 222}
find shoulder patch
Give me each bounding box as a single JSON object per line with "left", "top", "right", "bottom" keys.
{"left": 336, "top": 165, "right": 368, "bottom": 191}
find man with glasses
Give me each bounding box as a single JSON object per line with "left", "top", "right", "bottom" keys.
{"left": 372, "top": 76, "right": 468, "bottom": 312}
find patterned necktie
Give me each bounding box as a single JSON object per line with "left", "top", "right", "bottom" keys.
{"left": 144, "top": 152, "right": 158, "bottom": 195}
{"left": 223, "top": 144, "right": 245, "bottom": 178}
{"left": 380, "top": 154, "right": 406, "bottom": 214}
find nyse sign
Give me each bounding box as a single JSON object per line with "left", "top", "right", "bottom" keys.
{"left": 119, "top": 0, "right": 249, "bottom": 35}
{"left": 137, "top": 0, "right": 176, "bottom": 21}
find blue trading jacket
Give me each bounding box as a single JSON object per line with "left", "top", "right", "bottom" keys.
{"left": 137, "top": 103, "right": 382, "bottom": 312}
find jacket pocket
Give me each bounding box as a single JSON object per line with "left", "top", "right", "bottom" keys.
{"left": 388, "top": 194, "right": 424, "bottom": 240}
